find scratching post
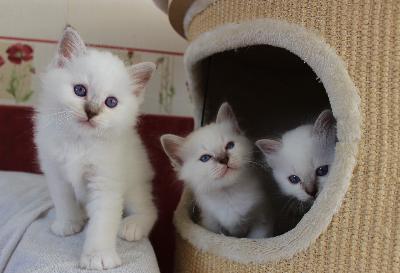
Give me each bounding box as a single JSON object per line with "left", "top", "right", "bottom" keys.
{"left": 167, "top": 1, "right": 400, "bottom": 272}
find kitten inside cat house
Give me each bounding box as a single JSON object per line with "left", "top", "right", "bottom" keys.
{"left": 180, "top": 44, "right": 336, "bottom": 237}
{"left": 162, "top": 102, "right": 336, "bottom": 238}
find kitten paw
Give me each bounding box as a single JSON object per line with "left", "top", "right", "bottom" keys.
{"left": 80, "top": 249, "right": 121, "bottom": 270}
{"left": 51, "top": 218, "right": 85, "bottom": 236}
{"left": 118, "top": 216, "right": 147, "bottom": 241}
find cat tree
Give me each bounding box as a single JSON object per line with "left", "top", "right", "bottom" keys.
{"left": 159, "top": 0, "right": 399, "bottom": 272}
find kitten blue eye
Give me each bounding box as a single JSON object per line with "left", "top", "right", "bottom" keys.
{"left": 199, "top": 154, "right": 212, "bottom": 162}
{"left": 105, "top": 96, "right": 118, "bottom": 108}
{"left": 73, "top": 84, "right": 87, "bottom": 97}
{"left": 288, "top": 175, "right": 301, "bottom": 184}
{"left": 225, "top": 141, "right": 235, "bottom": 150}
{"left": 316, "top": 165, "right": 329, "bottom": 176}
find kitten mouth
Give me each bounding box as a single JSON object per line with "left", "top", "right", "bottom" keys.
{"left": 305, "top": 195, "right": 317, "bottom": 202}
{"left": 79, "top": 119, "right": 96, "bottom": 128}
{"left": 218, "top": 166, "right": 238, "bottom": 178}
{"left": 227, "top": 164, "right": 239, "bottom": 170}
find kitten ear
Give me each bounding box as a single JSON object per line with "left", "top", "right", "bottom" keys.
{"left": 55, "top": 25, "right": 86, "bottom": 67}
{"left": 255, "top": 139, "right": 282, "bottom": 155}
{"left": 312, "top": 109, "right": 336, "bottom": 138}
{"left": 216, "top": 102, "right": 240, "bottom": 132}
{"left": 160, "top": 134, "right": 185, "bottom": 169}
{"left": 129, "top": 62, "right": 156, "bottom": 97}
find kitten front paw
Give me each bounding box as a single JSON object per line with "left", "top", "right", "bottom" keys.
{"left": 51, "top": 218, "right": 85, "bottom": 236}
{"left": 118, "top": 215, "right": 148, "bottom": 241}
{"left": 80, "top": 249, "right": 121, "bottom": 270}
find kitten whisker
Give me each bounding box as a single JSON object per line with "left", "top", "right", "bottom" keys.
{"left": 40, "top": 111, "right": 74, "bottom": 130}
{"left": 280, "top": 197, "right": 295, "bottom": 215}
{"left": 44, "top": 110, "right": 73, "bottom": 117}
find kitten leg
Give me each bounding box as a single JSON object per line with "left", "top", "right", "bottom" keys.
{"left": 80, "top": 189, "right": 123, "bottom": 270}
{"left": 247, "top": 214, "right": 274, "bottom": 239}
{"left": 118, "top": 186, "right": 157, "bottom": 241}
{"left": 200, "top": 213, "right": 221, "bottom": 234}
{"left": 44, "top": 164, "right": 85, "bottom": 236}
{"left": 247, "top": 222, "right": 271, "bottom": 239}
{"left": 226, "top": 223, "right": 249, "bottom": 238}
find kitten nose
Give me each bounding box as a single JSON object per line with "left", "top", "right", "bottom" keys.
{"left": 84, "top": 104, "right": 98, "bottom": 120}
{"left": 305, "top": 183, "right": 318, "bottom": 198}
{"left": 218, "top": 156, "right": 229, "bottom": 165}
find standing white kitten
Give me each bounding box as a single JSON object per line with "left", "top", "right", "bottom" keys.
{"left": 161, "top": 103, "right": 273, "bottom": 238}
{"left": 256, "top": 110, "right": 336, "bottom": 234}
{"left": 34, "top": 27, "right": 157, "bottom": 270}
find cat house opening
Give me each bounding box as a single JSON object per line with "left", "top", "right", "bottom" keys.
{"left": 176, "top": 19, "right": 360, "bottom": 264}
{"left": 194, "top": 44, "right": 331, "bottom": 235}
{"left": 198, "top": 44, "right": 330, "bottom": 139}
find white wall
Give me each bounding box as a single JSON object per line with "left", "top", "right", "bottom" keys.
{"left": 0, "top": 0, "right": 193, "bottom": 116}
{"left": 0, "top": 0, "right": 187, "bottom": 53}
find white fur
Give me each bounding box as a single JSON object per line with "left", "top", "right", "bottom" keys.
{"left": 34, "top": 27, "right": 157, "bottom": 270}
{"left": 257, "top": 111, "right": 336, "bottom": 203}
{"left": 161, "top": 103, "right": 273, "bottom": 238}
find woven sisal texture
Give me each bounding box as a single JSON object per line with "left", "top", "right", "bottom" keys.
{"left": 177, "top": 0, "right": 400, "bottom": 272}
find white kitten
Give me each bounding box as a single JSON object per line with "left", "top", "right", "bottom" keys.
{"left": 161, "top": 103, "right": 273, "bottom": 238}
{"left": 256, "top": 110, "right": 336, "bottom": 233}
{"left": 34, "top": 27, "right": 157, "bottom": 270}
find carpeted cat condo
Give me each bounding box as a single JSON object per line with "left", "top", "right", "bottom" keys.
{"left": 166, "top": 0, "right": 400, "bottom": 272}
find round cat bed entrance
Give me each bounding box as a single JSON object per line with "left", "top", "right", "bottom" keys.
{"left": 191, "top": 43, "right": 333, "bottom": 236}
{"left": 196, "top": 44, "right": 330, "bottom": 139}
{"left": 162, "top": 0, "right": 400, "bottom": 271}
{"left": 174, "top": 18, "right": 361, "bottom": 268}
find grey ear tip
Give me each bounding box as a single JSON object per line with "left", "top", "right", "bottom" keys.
{"left": 314, "top": 109, "right": 337, "bottom": 135}
{"left": 160, "top": 134, "right": 169, "bottom": 143}
{"left": 317, "top": 109, "right": 335, "bottom": 122}
{"left": 255, "top": 141, "right": 264, "bottom": 152}
{"left": 327, "top": 110, "right": 336, "bottom": 123}
{"left": 219, "top": 102, "right": 234, "bottom": 115}
{"left": 63, "top": 24, "right": 77, "bottom": 33}
{"left": 221, "top": 101, "right": 231, "bottom": 109}
{"left": 323, "top": 109, "right": 333, "bottom": 116}
{"left": 143, "top": 62, "right": 156, "bottom": 69}
{"left": 160, "top": 134, "right": 180, "bottom": 144}
{"left": 255, "top": 139, "right": 281, "bottom": 154}
{"left": 134, "top": 62, "right": 157, "bottom": 72}
{"left": 149, "top": 63, "right": 157, "bottom": 71}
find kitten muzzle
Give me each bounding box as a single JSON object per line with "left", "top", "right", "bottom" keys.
{"left": 217, "top": 155, "right": 229, "bottom": 165}
{"left": 84, "top": 104, "right": 99, "bottom": 120}
{"left": 304, "top": 183, "right": 318, "bottom": 199}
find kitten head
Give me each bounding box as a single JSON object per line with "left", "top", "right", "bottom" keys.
{"left": 161, "top": 102, "right": 252, "bottom": 193}
{"left": 39, "top": 26, "right": 155, "bottom": 137}
{"left": 256, "top": 110, "right": 336, "bottom": 202}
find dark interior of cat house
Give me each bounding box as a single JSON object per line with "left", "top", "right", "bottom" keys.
{"left": 199, "top": 45, "right": 330, "bottom": 139}
{"left": 197, "top": 44, "right": 332, "bottom": 235}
